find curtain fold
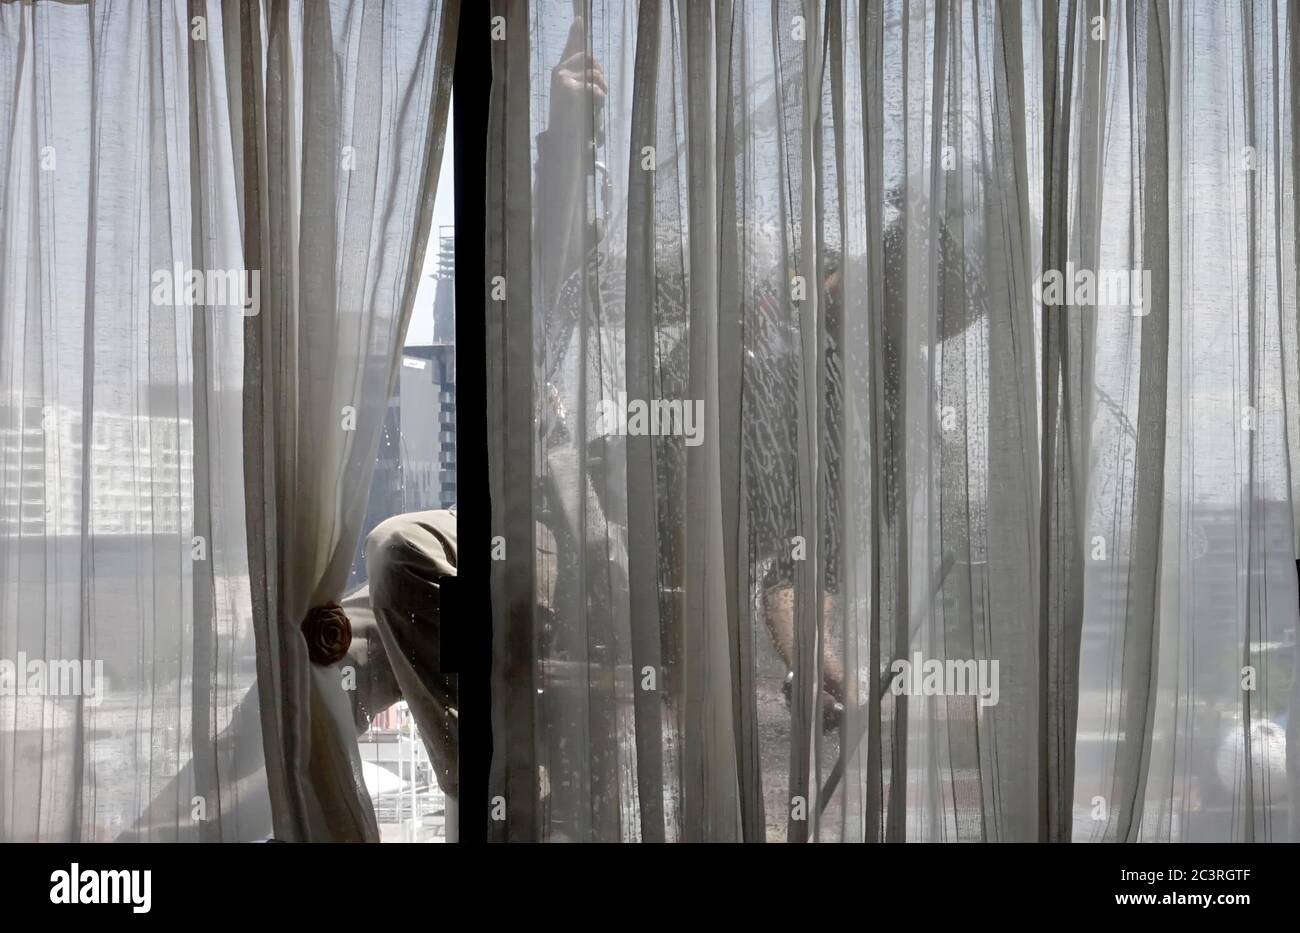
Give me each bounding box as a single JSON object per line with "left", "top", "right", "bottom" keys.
{"left": 1, "top": 0, "right": 456, "bottom": 843}
{"left": 1067, "top": 0, "right": 1300, "bottom": 843}
{"left": 486, "top": 0, "right": 1300, "bottom": 843}
{"left": 486, "top": 0, "right": 541, "bottom": 842}
{"left": 1, "top": 0, "right": 263, "bottom": 841}
{"left": 240, "top": 0, "right": 457, "bottom": 842}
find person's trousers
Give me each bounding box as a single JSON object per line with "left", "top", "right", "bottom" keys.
{"left": 116, "top": 510, "right": 461, "bottom": 841}
{"left": 351, "top": 509, "right": 459, "bottom": 802}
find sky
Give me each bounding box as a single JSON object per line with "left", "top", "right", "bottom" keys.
{"left": 406, "top": 97, "right": 456, "bottom": 347}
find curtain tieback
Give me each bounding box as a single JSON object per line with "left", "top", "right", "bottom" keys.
{"left": 301, "top": 602, "right": 352, "bottom": 666}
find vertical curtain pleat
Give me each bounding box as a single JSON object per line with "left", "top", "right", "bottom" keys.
{"left": 624, "top": 0, "right": 669, "bottom": 843}
{"left": 486, "top": 0, "right": 540, "bottom": 843}
{"left": 240, "top": 0, "right": 457, "bottom": 842}
{"left": 1, "top": 0, "right": 268, "bottom": 841}
{"left": 678, "top": 0, "right": 741, "bottom": 842}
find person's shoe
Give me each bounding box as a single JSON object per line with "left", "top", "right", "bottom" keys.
{"left": 783, "top": 670, "right": 845, "bottom": 733}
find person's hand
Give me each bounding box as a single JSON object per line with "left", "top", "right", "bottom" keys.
{"left": 536, "top": 17, "right": 608, "bottom": 306}
{"left": 548, "top": 17, "right": 607, "bottom": 146}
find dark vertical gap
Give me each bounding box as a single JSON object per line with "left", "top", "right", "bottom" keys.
{"left": 453, "top": 0, "right": 491, "bottom": 846}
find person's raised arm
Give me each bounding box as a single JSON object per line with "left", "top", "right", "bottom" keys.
{"left": 534, "top": 16, "right": 607, "bottom": 311}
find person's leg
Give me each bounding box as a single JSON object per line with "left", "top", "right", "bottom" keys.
{"left": 114, "top": 584, "right": 411, "bottom": 842}
{"left": 443, "top": 794, "right": 459, "bottom": 843}
{"left": 364, "top": 510, "right": 459, "bottom": 800}
{"left": 342, "top": 585, "right": 403, "bottom": 734}
{"left": 115, "top": 515, "right": 457, "bottom": 842}
{"left": 761, "top": 584, "right": 846, "bottom": 729}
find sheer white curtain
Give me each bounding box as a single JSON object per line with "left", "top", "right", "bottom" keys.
{"left": 1, "top": 0, "right": 262, "bottom": 842}
{"left": 486, "top": 0, "right": 1299, "bottom": 842}
{"left": 1062, "top": 0, "right": 1300, "bottom": 843}
{"left": 241, "top": 0, "right": 457, "bottom": 845}
{"left": 0, "top": 0, "right": 456, "bottom": 842}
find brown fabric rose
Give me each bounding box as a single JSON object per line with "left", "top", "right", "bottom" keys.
{"left": 301, "top": 602, "right": 352, "bottom": 666}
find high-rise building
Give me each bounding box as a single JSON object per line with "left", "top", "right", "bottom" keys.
{"left": 399, "top": 345, "right": 456, "bottom": 511}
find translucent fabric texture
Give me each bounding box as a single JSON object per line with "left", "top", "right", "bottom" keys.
{"left": 0, "top": 0, "right": 456, "bottom": 842}
{"left": 486, "top": 0, "right": 1300, "bottom": 842}
{"left": 1063, "top": 0, "right": 1299, "bottom": 844}
{"left": 241, "top": 0, "right": 458, "bottom": 844}
{"left": 0, "top": 0, "right": 262, "bottom": 842}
